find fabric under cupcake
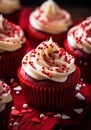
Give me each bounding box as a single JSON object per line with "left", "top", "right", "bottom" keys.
{"left": 0, "top": 15, "right": 27, "bottom": 78}
{"left": 64, "top": 17, "right": 91, "bottom": 83}
{"left": 27, "top": 0, "right": 72, "bottom": 48}
{"left": 0, "top": 80, "right": 12, "bottom": 130}
{"left": 18, "top": 38, "right": 80, "bottom": 111}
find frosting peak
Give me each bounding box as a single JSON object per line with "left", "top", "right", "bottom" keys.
{"left": 22, "top": 38, "right": 76, "bottom": 82}
{"left": 68, "top": 17, "right": 91, "bottom": 54}
{"left": 41, "top": 0, "right": 58, "bottom": 18}
{"left": 30, "top": 0, "right": 72, "bottom": 34}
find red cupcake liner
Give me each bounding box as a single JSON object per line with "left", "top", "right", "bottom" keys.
{"left": 18, "top": 66, "right": 80, "bottom": 111}
{"left": 64, "top": 39, "right": 91, "bottom": 83}
{"left": 0, "top": 42, "right": 27, "bottom": 79}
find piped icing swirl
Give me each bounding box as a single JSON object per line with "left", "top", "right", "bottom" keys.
{"left": 0, "top": 15, "right": 26, "bottom": 52}
{"left": 67, "top": 17, "right": 91, "bottom": 54}
{"left": 22, "top": 38, "right": 76, "bottom": 82}
{"left": 0, "top": 80, "right": 12, "bottom": 112}
{"left": 29, "top": 0, "right": 72, "bottom": 34}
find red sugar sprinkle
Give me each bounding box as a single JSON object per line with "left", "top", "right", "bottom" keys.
{"left": 53, "top": 50, "right": 59, "bottom": 54}
{"left": 22, "top": 61, "right": 27, "bottom": 65}
{"left": 25, "top": 56, "right": 28, "bottom": 61}
{"left": 29, "top": 62, "right": 36, "bottom": 69}
{"left": 12, "top": 82, "right": 18, "bottom": 87}
{"left": 50, "top": 44, "right": 53, "bottom": 48}
{"left": 55, "top": 68, "right": 60, "bottom": 72}
{"left": 38, "top": 46, "right": 43, "bottom": 50}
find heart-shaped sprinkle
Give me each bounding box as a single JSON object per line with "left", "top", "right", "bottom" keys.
{"left": 11, "top": 110, "right": 20, "bottom": 116}
{"left": 32, "top": 117, "right": 41, "bottom": 123}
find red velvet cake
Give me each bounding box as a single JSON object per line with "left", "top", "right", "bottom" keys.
{"left": 0, "top": 15, "right": 27, "bottom": 78}
{"left": 27, "top": 0, "right": 72, "bottom": 48}
{"left": 18, "top": 38, "right": 80, "bottom": 111}
{"left": 0, "top": 80, "right": 12, "bottom": 130}
{"left": 64, "top": 17, "right": 91, "bottom": 83}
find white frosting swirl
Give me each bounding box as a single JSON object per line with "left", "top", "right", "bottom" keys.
{"left": 0, "top": 80, "right": 12, "bottom": 112}
{"left": 0, "top": 15, "right": 26, "bottom": 52}
{"left": 29, "top": 0, "right": 72, "bottom": 34}
{"left": 67, "top": 17, "right": 91, "bottom": 54}
{"left": 0, "top": 0, "right": 20, "bottom": 14}
{"left": 22, "top": 38, "right": 76, "bottom": 82}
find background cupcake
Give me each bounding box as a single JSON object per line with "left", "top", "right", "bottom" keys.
{"left": 27, "top": 0, "right": 72, "bottom": 48}
{"left": 0, "top": 0, "right": 21, "bottom": 24}
{"left": 18, "top": 38, "right": 80, "bottom": 111}
{"left": 64, "top": 17, "right": 91, "bottom": 83}
{"left": 0, "top": 15, "right": 28, "bottom": 79}
{"left": 0, "top": 80, "right": 12, "bottom": 130}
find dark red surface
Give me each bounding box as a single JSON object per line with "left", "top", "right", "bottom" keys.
{"left": 6, "top": 78, "right": 91, "bottom": 130}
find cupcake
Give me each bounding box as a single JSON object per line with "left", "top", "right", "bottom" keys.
{"left": 18, "top": 38, "right": 80, "bottom": 111}
{"left": 0, "top": 0, "right": 21, "bottom": 24}
{"left": 64, "top": 17, "right": 91, "bottom": 83}
{"left": 0, "top": 15, "right": 27, "bottom": 79}
{"left": 0, "top": 80, "right": 12, "bottom": 130}
{"left": 27, "top": 0, "right": 72, "bottom": 48}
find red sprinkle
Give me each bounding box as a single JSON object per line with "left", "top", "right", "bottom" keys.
{"left": 12, "top": 82, "right": 18, "bottom": 87}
